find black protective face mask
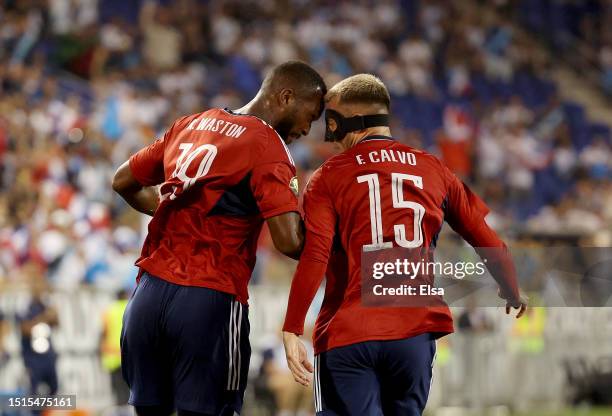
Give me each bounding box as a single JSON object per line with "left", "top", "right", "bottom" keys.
{"left": 324, "top": 109, "right": 390, "bottom": 142}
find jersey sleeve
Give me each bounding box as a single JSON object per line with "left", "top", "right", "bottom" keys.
{"left": 443, "top": 168, "right": 490, "bottom": 236}
{"left": 443, "top": 167, "right": 520, "bottom": 301}
{"left": 283, "top": 167, "right": 337, "bottom": 335}
{"left": 129, "top": 134, "right": 167, "bottom": 186}
{"left": 249, "top": 129, "right": 299, "bottom": 219}
{"left": 127, "top": 115, "right": 195, "bottom": 187}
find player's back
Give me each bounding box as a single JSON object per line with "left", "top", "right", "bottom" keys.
{"left": 309, "top": 135, "right": 472, "bottom": 352}
{"left": 322, "top": 135, "right": 455, "bottom": 283}
{"left": 129, "top": 108, "right": 298, "bottom": 303}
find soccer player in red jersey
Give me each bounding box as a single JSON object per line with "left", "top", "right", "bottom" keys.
{"left": 112, "top": 61, "right": 326, "bottom": 416}
{"left": 282, "top": 74, "right": 527, "bottom": 415}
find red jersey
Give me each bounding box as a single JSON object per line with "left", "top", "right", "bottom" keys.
{"left": 283, "top": 135, "right": 519, "bottom": 354}
{"left": 129, "top": 108, "right": 299, "bottom": 303}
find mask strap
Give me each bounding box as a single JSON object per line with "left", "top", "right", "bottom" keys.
{"left": 343, "top": 114, "right": 390, "bottom": 133}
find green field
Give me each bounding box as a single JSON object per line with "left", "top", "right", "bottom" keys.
{"left": 425, "top": 408, "right": 612, "bottom": 416}
{"left": 514, "top": 409, "right": 612, "bottom": 416}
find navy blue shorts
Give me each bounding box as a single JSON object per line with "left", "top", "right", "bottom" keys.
{"left": 121, "top": 272, "right": 250, "bottom": 415}
{"left": 314, "top": 333, "right": 436, "bottom": 416}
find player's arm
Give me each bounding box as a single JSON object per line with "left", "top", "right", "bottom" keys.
{"left": 0, "top": 315, "right": 7, "bottom": 356}
{"left": 112, "top": 162, "right": 160, "bottom": 216}
{"left": 267, "top": 212, "right": 304, "bottom": 260}
{"left": 112, "top": 136, "right": 166, "bottom": 216}
{"left": 444, "top": 168, "right": 527, "bottom": 318}
{"left": 251, "top": 161, "right": 304, "bottom": 259}
{"left": 282, "top": 169, "right": 336, "bottom": 386}
{"left": 251, "top": 132, "right": 305, "bottom": 259}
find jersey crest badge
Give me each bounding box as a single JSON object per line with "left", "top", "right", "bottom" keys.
{"left": 289, "top": 176, "right": 299, "bottom": 197}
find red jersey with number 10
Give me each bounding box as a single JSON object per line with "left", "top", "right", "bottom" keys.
{"left": 129, "top": 108, "right": 299, "bottom": 304}
{"left": 283, "top": 135, "right": 519, "bottom": 354}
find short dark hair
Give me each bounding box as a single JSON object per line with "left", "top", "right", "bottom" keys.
{"left": 264, "top": 60, "right": 327, "bottom": 98}
{"left": 326, "top": 74, "right": 390, "bottom": 110}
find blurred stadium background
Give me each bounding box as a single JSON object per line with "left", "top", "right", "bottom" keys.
{"left": 0, "top": 0, "right": 611, "bottom": 415}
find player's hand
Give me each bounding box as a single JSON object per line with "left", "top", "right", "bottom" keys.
{"left": 282, "top": 331, "right": 313, "bottom": 386}
{"left": 499, "top": 290, "right": 528, "bottom": 318}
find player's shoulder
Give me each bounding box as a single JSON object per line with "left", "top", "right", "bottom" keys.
{"left": 172, "top": 108, "right": 219, "bottom": 129}
{"left": 308, "top": 154, "right": 344, "bottom": 192}
{"left": 318, "top": 150, "right": 354, "bottom": 172}
{"left": 304, "top": 164, "right": 328, "bottom": 194}
{"left": 174, "top": 108, "right": 273, "bottom": 133}
{"left": 215, "top": 108, "right": 279, "bottom": 134}
{"left": 306, "top": 151, "right": 350, "bottom": 194}
{"left": 393, "top": 141, "right": 442, "bottom": 165}
{"left": 215, "top": 109, "right": 295, "bottom": 166}
{"left": 215, "top": 108, "right": 277, "bottom": 138}
{"left": 235, "top": 113, "right": 295, "bottom": 166}
{"left": 392, "top": 141, "right": 452, "bottom": 177}
{"left": 163, "top": 109, "right": 212, "bottom": 137}
{"left": 176, "top": 108, "right": 286, "bottom": 147}
{"left": 317, "top": 139, "right": 443, "bottom": 170}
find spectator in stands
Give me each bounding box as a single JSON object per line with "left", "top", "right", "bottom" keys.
{"left": 437, "top": 104, "right": 475, "bottom": 180}
{"left": 0, "top": 308, "right": 8, "bottom": 368}
{"left": 510, "top": 307, "right": 547, "bottom": 411}
{"left": 139, "top": 2, "right": 182, "bottom": 70}
{"left": 0, "top": 0, "right": 609, "bottom": 287}
{"left": 457, "top": 299, "right": 495, "bottom": 409}
{"left": 551, "top": 131, "right": 578, "bottom": 179}
{"left": 100, "top": 289, "right": 130, "bottom": 407}
{"left": 399, "top": 32, "right": 434, "bottom": 96}
{"left": 259, "top": 330, "right": 314, "bottom": 416}
{"left": 17, "top": 264, "right": 59, "bottom": 396}
{"left": 580, "top": 135, "right": 612, "bottom": 179}
{"left": 457, "top": 299, "right": 494, "bottom": 333}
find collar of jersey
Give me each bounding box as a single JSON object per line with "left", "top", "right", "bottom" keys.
{"left": 358, "top": 135, "right": 395, "bottom": 143}
{"left": 223, "top": 107, "right": 274, "bottom": 126}
{"left": 223, "top": 108, "right": 243, "bottom": 116}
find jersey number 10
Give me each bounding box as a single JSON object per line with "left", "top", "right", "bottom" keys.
{"left": 357, "top": 173, "right": 425, "bottom": 251}
{"left": 162, "top": 142, "right": 218, "bottom": 201}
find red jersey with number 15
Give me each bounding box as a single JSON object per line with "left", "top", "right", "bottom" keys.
{"left": 129, "top": 108, "right": 299, "bottom": 304}
{"left": 283, "top": 135, "right": 520, "bottom": 354}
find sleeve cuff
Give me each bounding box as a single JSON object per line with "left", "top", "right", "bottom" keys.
{"left": 282, "top": 321, "right": 305, "bottom": 335}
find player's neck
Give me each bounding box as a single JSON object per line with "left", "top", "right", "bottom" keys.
{"left": 233, "top": 94, "right": 274, "bottom": 125}
{"left": 341, "top": 127, "right": 392, "bottom": 151}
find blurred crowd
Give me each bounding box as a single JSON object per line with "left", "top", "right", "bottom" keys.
{"left": 0, "top": 0, "right": 611, "bottom": 289}
{"left": 515, "top": 0, "right": 612, "bottom": 96}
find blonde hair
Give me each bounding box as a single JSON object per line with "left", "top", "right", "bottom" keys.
{"left": 326, "top": 74, "right": 390, "bottom": 110}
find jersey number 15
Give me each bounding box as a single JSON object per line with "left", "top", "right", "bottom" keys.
{"left": 357, "top": 173, "right": 425, "bottom": 251}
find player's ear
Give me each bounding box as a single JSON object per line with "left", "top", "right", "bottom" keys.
{"left": 327, "top": 117, "right": 337, "bottom": 133}
{"left": 278, "top": 88, "right": 295, "bottom": 107}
